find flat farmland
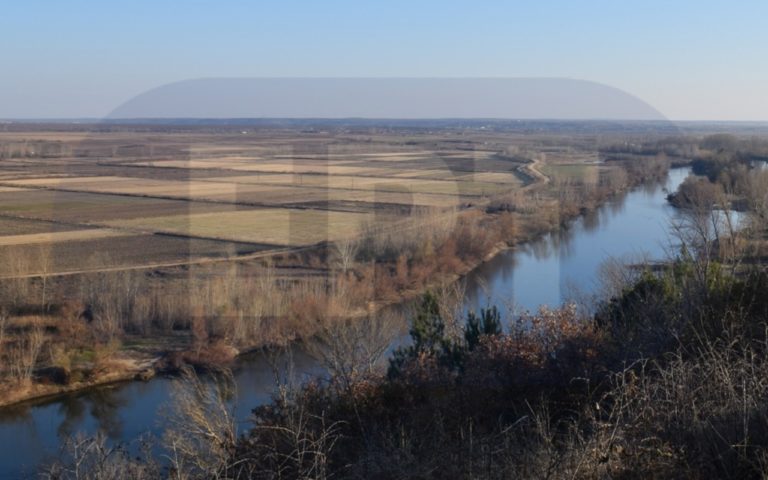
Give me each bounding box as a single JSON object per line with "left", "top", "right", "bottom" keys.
{"left": 132, "top": 159, "right": 407, "bottom": 177}
{"left": 0, "top": 228, "right": 127, "bottom": 247}
{"left": 0, "top": 217, "right": 87, "bottom": 235}
{"left": 302, "top": 189, "right": 466, "bottom": 208}
{"left": 0, "top": 125, "right": 535, "bottom": 275}
{"left": 0, "top": 190, "right": 245, "bottom": 222}
{"left": 0, "top": 234, "right": 271, "bottom": 276}
{"left": 104, "top": 208, "right": 373, "bottom": 246}
{"left": 4, "top": 176, "right": 273, "bottom": 201}
{"left": 540, "top": 162, "right": 603, "bottom": 186}
{"left": 204, "top": 173, "right": 511, "bottom": 196}
{"left": 128, "top": 150, "right": 508, "bottom": 180}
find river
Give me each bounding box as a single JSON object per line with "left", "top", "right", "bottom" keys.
{"left": 0, "top": 167, "right": 691, "bottom": 478}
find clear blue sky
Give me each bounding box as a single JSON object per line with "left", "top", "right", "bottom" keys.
{"left": 2, "top": 0, "right": 766, "bottom": 120}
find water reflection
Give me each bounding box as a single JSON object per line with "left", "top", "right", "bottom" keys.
{"left": 55, "top": 395, "right": 88, "bottom": 438}
{"left": 0, "top": 403, "right": 33, "bottom": 425}
{"left": 84, "top": 389, "right": 126, "bottom": 439}
{"left": 463, "top": 168, "right": 691, "bottom": 314}
{"left": 582, "top": 208, "right": 601, "bottom": 233}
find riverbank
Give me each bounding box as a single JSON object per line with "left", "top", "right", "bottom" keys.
{"left": 0, "top": 246, "right": 508, "bottom": 409}
{"left": 0, "top": 357, "right": 153, "bottom": 409}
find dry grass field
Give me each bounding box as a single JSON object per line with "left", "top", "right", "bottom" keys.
{"left": 0, "top": 190, "right": 240, "bottom": 222}
{"left": 203, "top": 173, "right": 512, "bottom": 196}
{"left": 0, "top": 228, "right": 127, "bottom": 247}
{"left": 104, "top": 208, "right": 372, "bottom": 246}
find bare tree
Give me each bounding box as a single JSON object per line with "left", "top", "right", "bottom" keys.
{"left": 9, "top": 325, "right": 45, "bottom": 383}
{"left": 163, "top": 367, "right": 237, "bottom": 479}
{"left": 433, "top": 280, "right": 467, "bottom": 342}
{"left": 306, "top": 310, "right": 403, "bottom": 390}
{"left": 41, "top": 433, "right": 160, "bottom": 480}
{"left": 0, "top": 307, "right": 8, "bottom": 361}
{"left": 744, "top": 169, "right": 768, "bottom": 233}
{"left": 245, "top": 347, "right": 344, "bottom": 480}
{"left": 37, "top": 244, "right": 53, "bottom": 312}
{"left": 334, "top": 236, "right": 359, "bottom": 273}
{"left": 81, "top": 269, "right": 143, "bottom": 341}
{"left": 670, "top": 182, "right": 740, "bottom": 295}
{"left": 262, "top": 344, "right": 300, "bottom": 409}
{"left": 596, "top": 255, "right": 645, "bottom": 301}
{"left": 1, "top": 249, "right": 32, "bottom": 308}
{"left": 248, "top": 406, "right": 343, "bottom": 480}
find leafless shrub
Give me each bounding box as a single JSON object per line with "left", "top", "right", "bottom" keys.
{"left": 306, "top": 310, "right": 404, "bottom": 389}
{"left": 358, "top": 207, "right": 457, "bottom": 262}
{"left": 263, "top": 345, "right": 299, "bottom": 407}
{"left": 80, "top": 269, "right": 144, "bottom": 341}
{"left": 222, "top": 346, "right": 343, "bottom": 479}
{"left": 333, "top": 235, "right": 359, "bottom": 273}
{"left": 163, "top": 367, "right": 237, "bottom": 479}
{"left": 0, "top": 307, "right": 7, "bottom": 345}
{"left": 180, "top": 262, "right": 294, "bottom": 347}
{"left": 42, "top": 433, "right": 160, "bottom": 480}
{"left": 0, "top": 249, "right": 34, "bottom": 308}
{"left": 240, "top": 387, "right": 344, "bottom": 480}
{"left": 8, "top": 325, "right": 45, "bottom": 383}
{"left": 596, "top": 255, "right": 644, "bottom": 301}
{"left": 37, "top": 244, "right": 53, "bottom": 312}
{"left": 743, "top": 168, "right": 768, "bottom": 232}
{"left": 670, "top": 190, "right": 740, "bottom": 287}
{"left": 590, "top": 333, "right": 768, "bottom": 478}
{"left": 433, "top": 280, "right": 467, "bottom": 342}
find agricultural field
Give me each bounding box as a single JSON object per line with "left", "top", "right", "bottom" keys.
{"left": 103, "top": 208, "right": 373, "bottom": 246}
{"left": 0, "top": 123, "right": 600, "bottom": 276}
{"left": 0, "top": 234, "right": 271, "bottom": 276}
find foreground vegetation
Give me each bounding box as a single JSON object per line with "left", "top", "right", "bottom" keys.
{"left": 228, "top": 261, "right": 768, "bottom": 479}
{"left": 41, "top": 252, "right": 768, "bottom": 479}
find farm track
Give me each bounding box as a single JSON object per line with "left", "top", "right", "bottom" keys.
{"left": 518, "top": 157, "right": 550, "bottom": 191}
{"left": 0, "top": 241, "right": 309, "bottom": 280}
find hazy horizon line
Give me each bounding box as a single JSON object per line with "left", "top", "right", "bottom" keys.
{"left": 3, "top": 117, "right": 768, "bottom": 124}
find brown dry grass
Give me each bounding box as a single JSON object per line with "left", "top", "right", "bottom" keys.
{"left": 5, "top": 176, "right": 274, "bottom": 201}
{"left": 0, "top": 190, "right": 252, "bottom": 222}
{"left": 204, "top": 173, "right": 509, "bottom": 196}
{"left": 104, "top": 208, "right": 372, "bottom": 246}
{"left": 0, "top": 228, "right": 128, "bottom": 246}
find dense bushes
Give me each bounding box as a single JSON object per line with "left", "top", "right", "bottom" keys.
{"left": 223, "top": 257, "right": 768, "bottom": 479}
{"left": 231, "top": 298, "right": 605, "bottom": 479}
{"left": 667, "top": 175, "right": 725, "bottom": 209}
